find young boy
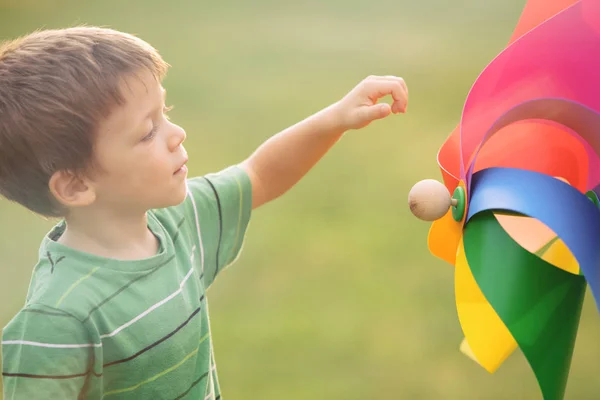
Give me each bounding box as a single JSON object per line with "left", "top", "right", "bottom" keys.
{"left": 0, "top": 26, "right": 408, "bottom": 399}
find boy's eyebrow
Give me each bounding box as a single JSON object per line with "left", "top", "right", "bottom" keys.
{"left": 156, "top": 87, "right": 167, "bottom": 110}
{"left": 141, "top": 87, "right": 167, "bottom": 122}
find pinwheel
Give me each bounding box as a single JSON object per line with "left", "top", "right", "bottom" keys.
{"left": 407, "top": 1, "right": 600, "bottom": 399}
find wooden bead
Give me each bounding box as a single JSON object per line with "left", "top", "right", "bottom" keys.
{"left": 408, "top": 179, "right": 453, "bottom": 221}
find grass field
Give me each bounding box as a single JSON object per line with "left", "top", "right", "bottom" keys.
{"left": 0, "top": 0, "right": 598, "bottom": 398}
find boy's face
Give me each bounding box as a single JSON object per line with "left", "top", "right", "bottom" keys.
{"left": 89, "top": 69, "right": 189, "bottom": 213}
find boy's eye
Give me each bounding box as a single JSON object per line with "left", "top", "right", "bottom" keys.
{"left": 141, "top": 126, "right": 157, "bottom": 142}
{"left": 141, "top": 105, "right": 174, "bottom": 142}
{"left": 142, "top": 125, "right": 158, "bottom": 142}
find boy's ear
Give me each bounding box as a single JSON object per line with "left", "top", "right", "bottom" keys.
{"left": 48, "top": 170, "right": 96, "bottom": 209}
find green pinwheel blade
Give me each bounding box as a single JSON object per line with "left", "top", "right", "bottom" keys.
{"left": 463, "top": 210, "right": 587, "bottom": 400}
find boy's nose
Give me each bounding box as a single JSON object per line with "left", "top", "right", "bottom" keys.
{"left": 168, "top": 124, "right": 186, "bottom": 150}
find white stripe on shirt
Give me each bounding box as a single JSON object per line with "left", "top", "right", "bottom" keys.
{"left": 100, "top": 248, "right": 196, "bottom": 340}
{"left": 2, "top": 340, "right": 102, "bottom": 349}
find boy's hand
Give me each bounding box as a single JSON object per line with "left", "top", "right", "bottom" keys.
{"left": 334, "top": 75, "right": 408, "bottom": 130}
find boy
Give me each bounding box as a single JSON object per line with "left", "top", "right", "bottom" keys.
{"left": 0, "top": 26, "right": 408, "bottom": 399}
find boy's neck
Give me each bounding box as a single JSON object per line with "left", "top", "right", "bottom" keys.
{"left": 56, "top": 208, "right": 160, "bottom": 261}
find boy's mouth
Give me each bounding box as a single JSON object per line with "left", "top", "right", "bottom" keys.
{"left": 174, "top": 158, "right": 188, "bottom": 175}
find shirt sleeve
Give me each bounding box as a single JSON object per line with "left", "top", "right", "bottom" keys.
{"left": 182, "top": 165, "right": 253, "bottom": 288}
{"left": 2, "top": 304, "right": 98, "bottom": 400}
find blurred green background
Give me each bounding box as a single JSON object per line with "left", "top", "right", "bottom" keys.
{"left": 0, "top": 0, "right": 598, "bottom": 398}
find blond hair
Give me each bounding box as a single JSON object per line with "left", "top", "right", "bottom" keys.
{"left": 0, "top": 26, "right": 169, "bottom": 217}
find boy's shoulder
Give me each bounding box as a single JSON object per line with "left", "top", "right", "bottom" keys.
{"left": 1, "top": 241, "right": 102, "bottom": 357}
{"left": 18, "top": 237, "right": 93, "bottom": 318}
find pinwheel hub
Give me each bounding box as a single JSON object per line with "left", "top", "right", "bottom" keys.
{"left": 451, "top": 186, "right": 466, "bottom": 222}
{"left": 408, "top": 179, "right": 467, "bottom": 222}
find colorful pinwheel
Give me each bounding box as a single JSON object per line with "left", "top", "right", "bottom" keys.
{"left": 408, "top": 1, "right": 600, "bottom": 399}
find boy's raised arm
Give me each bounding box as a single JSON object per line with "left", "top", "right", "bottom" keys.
{"left": 240, "top": 75, "right": 408, "bottom": 209}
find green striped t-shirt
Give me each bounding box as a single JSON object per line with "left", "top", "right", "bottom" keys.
{"left": 1, "top": 165, "right": 252, "bottom": 400}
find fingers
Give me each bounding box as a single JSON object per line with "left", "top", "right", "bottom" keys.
{"left": 362, "top": 102, "right": 392, "bottom": 122}
{"left": 378, "top": 75, "right": 408, "bottom": 95}
{"left": 362, "top": 75, "right": 408, "bottom": 114}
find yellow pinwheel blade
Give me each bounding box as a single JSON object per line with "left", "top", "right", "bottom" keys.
{"left": 459, "top": 337, "right": 480, "bottom": 364}
{"left": 455, "top": 237, "right": 517, "bottom": 373}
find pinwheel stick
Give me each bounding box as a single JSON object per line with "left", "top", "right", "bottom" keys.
{"left": 408, "top": 179, "right": 457, "bottom": 221}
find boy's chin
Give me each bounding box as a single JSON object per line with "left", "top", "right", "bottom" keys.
{"left": 152, "top": 188, "right": 188, "bottom": 209}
